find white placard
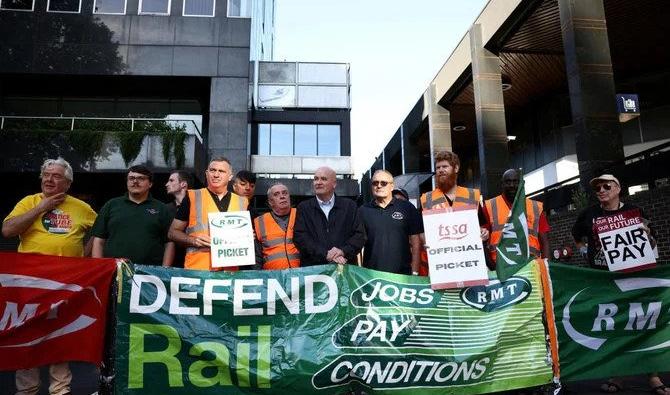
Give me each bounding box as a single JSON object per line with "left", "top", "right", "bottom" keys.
{"left": 422, "top": 209, "right": 489, "bottom": 289}
{"left": 596, "top": 210, "right": 656, "bottom": 272}
{"left": 208, "top": 211, "right": 255, "bottom": 268}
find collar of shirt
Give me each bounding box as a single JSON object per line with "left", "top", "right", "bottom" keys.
{"left": 316, "top": 194, "right": 335, "bottom": 207}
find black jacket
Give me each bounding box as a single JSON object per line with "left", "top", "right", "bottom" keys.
{"left": 294, "top": 196, "right": 366, "bottom": 266}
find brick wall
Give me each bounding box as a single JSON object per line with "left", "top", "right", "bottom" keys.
{"left": 547, "top": 185, "right": 670, "bottom": 264}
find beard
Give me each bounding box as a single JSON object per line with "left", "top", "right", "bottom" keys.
{"left": 437, "top": 173, "right": 457, "bottom": 191}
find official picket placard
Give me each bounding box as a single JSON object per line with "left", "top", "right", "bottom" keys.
{"left": 549, "top": 262, "right": 670, "bottom": 381}
{"left": 422, "top": 209, "right": 489, "bottom": 289}
{"left": 115, "top": 263, "right": 553, "bottom": 394}
{"left": 595, "top": 210, "right": 655, "bottom": 272}
{"left": 208, "top": 211, "right": 255, "bottom": 268}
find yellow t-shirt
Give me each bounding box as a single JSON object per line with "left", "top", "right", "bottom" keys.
{"left": 3, "top": 193, "right": 97, "bottom": 257}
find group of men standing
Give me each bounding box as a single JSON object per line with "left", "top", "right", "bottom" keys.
{"left": 7, "top": 149, "right": 656, "bottom": 395}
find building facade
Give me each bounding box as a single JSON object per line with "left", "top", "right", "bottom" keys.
{"left": 363, "top": 0, "right": 670, "bottom": 213}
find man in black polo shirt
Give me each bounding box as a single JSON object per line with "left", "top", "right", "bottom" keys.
{"left": 359, "top": 170, "right": 422, "bottom": 275}
{"left": 91, "top": 165, "right": 174, "bottom": 266}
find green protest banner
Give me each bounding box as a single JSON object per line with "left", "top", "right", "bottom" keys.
{"left": 495, "top": 179, "right": 534, "bottom": 282}
{"left": 115, "top": 263, "right": 553, "bottom": 394}
{"left": 549, "top": 262, "right": 670, "bottom": 381}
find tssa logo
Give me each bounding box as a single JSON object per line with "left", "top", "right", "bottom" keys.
{"left": 460, "top": 276, "right": 531, "bottom": 312}
{"left": 562, "top": 277, "right": 670, "bottom": 352}
{"left": 350, "top": 279, "right": 439, "bottom": 308}
{"left": 0, "top": 274, "right": 100, "bottom": 347}
{"left": 438, "top": 223, "right": 468, "bottom": 240}
{"left": 209, "top": 215, "right": 249, "bottom": 229}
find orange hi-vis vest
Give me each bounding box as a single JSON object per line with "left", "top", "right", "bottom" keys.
{"left": 420, "top": 186, "right": 481, "bottom": 211}
{"left": 184, "top": 188, "right": 248, "bottom": 271}
{"left": 253, "top": 208, "right": 300, "bottom": 270}
{"left": 418, "top": 186, "right": 481, "bottom": 276}
{"left": 485, "top": 195, "right": 542, "bottom": 262}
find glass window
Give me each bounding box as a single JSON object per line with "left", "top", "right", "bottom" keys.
{"left": 294, "top": 124, "right": 317, "bottom": 156}
{"left": 227, "top": 0, "right": 250, "bottom": 17}
{"left": 259, "top": 62, "right": 296, "bottom": 84}
{"left": 47, "top": 0, "right": 80, "bottom": 12}
{"left": 93, "top": 0, "right": 125, "bottom": 14}
{"left": 298, "top": 86, "right": 348, "bottom": 108}
{"left": 258, "top": 85, "right": 295, "bottom": 108}
{"left": 258, "top": 124, "right": 270, "bottom": 155}
{"left": 139, "top": 0, "right": 170, "bottom": 14}
{"left": 298, "top": 63, "right": 348, "bottom": 84}
{"left": 318, "top": 125, "right": 340, "bottom": 156}
{"left": 270, "top": 124, "right": 292, "bottom": 155}
{"left": 1, "top": 0, "right": 34, "bottom": 10}
{"left": 183, "top": 0, "right": 213, "bottom": 16}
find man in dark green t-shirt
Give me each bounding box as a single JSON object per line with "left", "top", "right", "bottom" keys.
{"left": 91, "top": 165, "right": 174, "bottom": 266}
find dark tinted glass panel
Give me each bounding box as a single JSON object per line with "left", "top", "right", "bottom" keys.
{"left": 184, "top": 0, "right": 213, "bottom": 15}
{"left": 48, "top": 0, "right": 80, "bottom": 12}
{"left": 94, "top": 0, "right": 124, "bottom": 13}
{"left": 140, "top": 0, "right": 169, "bottom": 13}
{"left": 318, "top": 125, "right": 340, "bottom": 156}
{"left": 294, "top": 124, "right": 316, "bottom": 156}
{"left": 1, "top": 0, "right": 33, "bottom": 10}
{"left": 258, "top": 124, "right": 270, "bottom": 155}
{"left": 270, "top": 124, "right": 292, "bottom": 155}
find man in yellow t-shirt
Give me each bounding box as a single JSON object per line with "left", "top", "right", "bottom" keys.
{"left": 2, "top": 157, "right": 96, "bottom": 395}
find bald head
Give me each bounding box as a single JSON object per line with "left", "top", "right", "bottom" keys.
{"left": 313, "top": 166, "right": 337, "bottom": 200}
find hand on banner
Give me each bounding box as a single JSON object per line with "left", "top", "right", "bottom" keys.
{"left": 640, "top": 218, "right": 656, "bottom": 248}
{"left": 326, "top": 247, "right": 344, "bottom": 262}
{"left": 332, "top": 256, "right": 347, "bottom": 264}
{"left": 192, "top": 234, "right": 211, "bottom": 248}
{"left": 37, "top": 192, "right": 66, "bottom": 212}
{"left": 480, "top": 226, "right": 490, "bottom": 242}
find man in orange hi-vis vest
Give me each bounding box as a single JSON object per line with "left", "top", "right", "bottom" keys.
{"left": 485, "top": 169, "right": 550, "bottom": 265}
{"left": 418, "top": 150, "right": 491, "bottom": 276}
{"left": 253, "top": 183, "right": 300, "bottom": 270}
{"left": 168, "top": 157, "right": 249, "bottom": 271}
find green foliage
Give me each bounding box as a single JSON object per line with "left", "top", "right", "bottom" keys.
{"left": 67, "top": 130, "right": 106, "bottom": 163}
{"left": 115, "top": 131, "right": 147, "bottom": 166}
{"left": 161, "top": 131, "right": 188, "bottom": 168}
{"left": 571, "top": 186, "right": 590, "bottom": 210}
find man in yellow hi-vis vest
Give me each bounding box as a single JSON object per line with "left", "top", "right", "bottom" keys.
{"left": 169, "top": 157, "right": 248, "bottom": 271}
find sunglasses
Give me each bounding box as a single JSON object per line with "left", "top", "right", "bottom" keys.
{"left": 372, "top": 180, "right": 391, "bottom": 187}
{"left": 593, "top": 183, "right": 613, "bottom": 192}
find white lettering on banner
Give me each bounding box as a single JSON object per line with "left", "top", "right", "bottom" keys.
{"left": 0, "top": 302, "right": 39, "bottom": 330}
{"left": 128, "top": 274, "right": 338, "bottom": 317}
{"left": 360, "top": 282, "right": 434, "bottom": 305}
{"left": 349, "top": 318, "right": 412, "bottom": 343}
{"left": 589, "top": 302, "right": 662, "bottom": 332}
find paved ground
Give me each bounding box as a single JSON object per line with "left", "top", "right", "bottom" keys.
{"left": 1, "top": 365, "right": 667, "bottom": 394}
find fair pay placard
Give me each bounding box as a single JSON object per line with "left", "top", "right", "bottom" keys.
{"left": 596, "top": 209, "right": 656, "bottom": 272}
{"left": 208, "top": 211, "right": 255, "bottom": 268}
{"left": 422, "top": 208, "right": 489, "bottom": 289}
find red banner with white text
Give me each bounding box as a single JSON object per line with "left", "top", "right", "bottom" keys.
{"left": 0, "top": 252, "right": 116, "bottom": 370}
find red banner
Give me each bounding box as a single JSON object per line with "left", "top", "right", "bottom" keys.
{"left": 0, "top": 252, "right": 116, "bottom": 370}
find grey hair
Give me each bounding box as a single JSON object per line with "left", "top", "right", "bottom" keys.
{"left": 40, "top": 157, "right": 73, "bottom": 182}
{"left": 266, "top": 182, "right": 288, "bottom": 197}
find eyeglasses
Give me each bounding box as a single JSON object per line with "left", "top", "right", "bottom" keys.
{"left": 128, "top": 175, "right": 149, "bottom": 182}
{"left": 372, "top": 180, "right": 391, "bottom": 187}
{"left": 593, "top": 183, "right": 613, "bottom": 192}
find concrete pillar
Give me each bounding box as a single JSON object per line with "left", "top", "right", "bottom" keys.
{"left": 469, "top": 24, "right": 509, "bottom": 198}
{"left": 558, "top": 0, "right": 624, "bottom": 189}
{"left": 207, "top": 77, "right": 250, "bottom": 175}
{"left": 426, "top": 86, "right": 452, "bottom": 189}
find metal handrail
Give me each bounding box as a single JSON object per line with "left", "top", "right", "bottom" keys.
{"left": 0, "top": 115, "right": 203, "bottom": 143}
